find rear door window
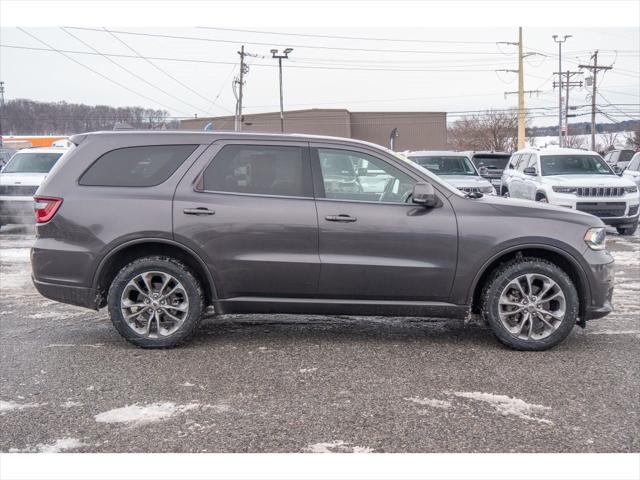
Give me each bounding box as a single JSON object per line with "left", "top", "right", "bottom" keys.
{"left": 200, "top": 144, "right": 311, "bottom": 197}
{"left": 79, "top": 145, "right": 198, "bottom": 187}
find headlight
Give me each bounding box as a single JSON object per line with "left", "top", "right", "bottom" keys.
{"left": 584, "top": 227, "right": 606, "bottom": 251}
{"left": 552, "top": 186, "right": 577, "bottom": 194}
{"left": 624, "top": 186, "right": 638, "bottom": 193}
{"left": 480, "top": 185, "right": 495, "bottom": 194}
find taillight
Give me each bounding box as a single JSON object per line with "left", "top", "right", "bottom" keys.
{"left": 34, "top": 196, "right": 63, "bottom": 223}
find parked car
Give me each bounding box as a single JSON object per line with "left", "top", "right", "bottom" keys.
{"left": 466, "top": 151, "right": 511, "bottom": 190}
{"left": 0, "top": 147, "right": 68, "bottom": 228}
{"left": 32, "top": 131, "right": 615, "bottom": 350}
{"left": 622, "top": 152, "right": 640, "bottom": 189}
{"left": 501, "top": 147, "right": 639, "bottom": 235}
{"left": 0, "top": 147, "right": 16, "bottom": 171}
{"left": 404, "top": 151, "right": 496, "bottom": 195}
{"left": 603, "top": 149, "right": 635, "bottom": 172}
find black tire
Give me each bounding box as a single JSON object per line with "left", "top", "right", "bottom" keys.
{"left": 107, "top": 256, "right": 204, "bottom": 348}
{"left": 481, "top": 257, "right": 578, "bottom": 351}
{"left": 502, "top": 187, "right": 509, "bottom": 198}
{"left": 535, "top": 193, "right": 548, "bottom": 203}
{"left": 616, "top": 222, "right": 638, "bottom": 236}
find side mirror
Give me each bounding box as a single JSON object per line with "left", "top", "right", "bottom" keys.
{"left": 357, "top": 167, "right": 368, "bottom": 177}
{"left": 479, "top": 166, "right": 489, "bottom": 176}
{"left": 613, "top": 165, "right": 622, "bottom": 175}
{"left": 523, "top": 166, "right": 537, "bottom": 176}
{"left": 412, "top": 182, "right": 438, "bottom": 208}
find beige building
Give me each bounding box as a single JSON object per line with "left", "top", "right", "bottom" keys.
{"left": 179, "top": 109, "right": 447, "bottom": 151}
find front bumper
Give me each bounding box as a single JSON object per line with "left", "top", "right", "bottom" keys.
{"left": 0, "top": 197, "right": 35, "bottom": 225}
{"left": 548, "top": 192, "right": 639, "bottom": 227}
{"left": 582, "top": 251, "right": 615, "bottom": 321}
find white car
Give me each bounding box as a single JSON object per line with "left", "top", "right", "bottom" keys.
{"left": 0, "top": 147, "right": 68, "bottom": 228}
{"left": 501, "top": 147, "right": 640, "bottom": 235}
{"left": 404, "top": 150, "right": 496, "bottom": 196}
{"left": 622, "top": 152, "right": 640, "bottom": 189}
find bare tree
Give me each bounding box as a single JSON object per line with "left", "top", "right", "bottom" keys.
{"left": 625, "top": 127, "right": 640, "bottom": 150}
{"left": 563, "top": 135, "right": 587, "bottom": 149}
{"left": 448, "top": 109, "right": 519, "bottom": 152}
{"left": 600, "top": 131, "right": 619, "bottom": 152}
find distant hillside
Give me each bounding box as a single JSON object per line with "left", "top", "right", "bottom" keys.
{"left": 527, "top": 120, "right": 639, "bottom": 137}
{"left": 1, "top": 99, "right": 179, "bottom": 135}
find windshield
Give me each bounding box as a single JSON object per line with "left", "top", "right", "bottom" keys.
{"left": 472, "top": 154, "right": 510, "bottom": 170}
{"left": 541, "top": 155, "right": 614, "bottom": 176}
{"left": 408, "top": 155, "right": 477, "bottom": 176}
{"left": 2, "top": 152, "right": 63, "bottom": 174}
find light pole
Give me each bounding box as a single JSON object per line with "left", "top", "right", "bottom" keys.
{"left": 271, "top": 48, "right": 293, "bottom": 133}
{"left": 552, "top": 34, "right": 571, "bottom": 147}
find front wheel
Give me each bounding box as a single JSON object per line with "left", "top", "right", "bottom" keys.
{"left": 616, "top": 222, "right": 638, "bottom": 236}
{"left": 107, "top": 256, "right": 204, "bottom": 348}
{"left": 481, "top": 258, "right": 578, "bottom": 351}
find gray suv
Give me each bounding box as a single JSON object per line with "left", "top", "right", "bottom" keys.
{"left": 31, "top": 131, "right": 615, "bottom": 350}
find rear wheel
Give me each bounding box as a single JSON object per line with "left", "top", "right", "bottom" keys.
{"left": 616, "top": 222, "right": 638, "bottom": 236}
{"left": 502, "top": 188, "right": 510, "bottom": 198}
{"left": 481, "top": 258, "right": 578, "bottom": 350}
{"left": 107, "top": 256, "right": 204, "bottom": 348}
{"left": 536, "top": 193, "right": 548, "bottom": 203}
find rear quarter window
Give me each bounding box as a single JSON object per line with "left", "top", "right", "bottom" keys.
{"left": 79, "top": 144, "right": 198, "bottom": 187}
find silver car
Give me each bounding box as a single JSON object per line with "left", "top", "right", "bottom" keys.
{"left": 404, "top": 150, "right": 496, "bottom": 195}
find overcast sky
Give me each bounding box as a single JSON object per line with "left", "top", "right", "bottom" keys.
{"left": 1, "top": 26, "right": 638, "bottom": 126}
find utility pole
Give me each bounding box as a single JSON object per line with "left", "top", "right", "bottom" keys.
{"left": 270, "top": 48, "right": 293, "bottom": 133}
{"left": 236, "top": 45, "right": 246, "bottom": 132}
{"left": 579, "top": 51, "right": 612, "bottom": 151}
{"left": 553, "top": 71, "right": 582, "bottom": 143}
{"left": 0, "top": 81, "right": 4, "bottom": 147}
{"left": 497, "top": 27, "right": 542, "bottom": 150}
{"left": 552, "top": 34, "right": 572, "bottom": 147}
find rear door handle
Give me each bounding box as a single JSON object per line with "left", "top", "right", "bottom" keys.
{"left": 325, "top": 214, "right": 357, "bottom": 223}
{"left": 183, "top": 207, "right": 215, "bottom": 216}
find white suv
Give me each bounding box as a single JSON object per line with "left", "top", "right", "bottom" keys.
{"left": 501, "top": 147, "right": 639, "bottom": 235}
{"left": 0, "top": 147, "right": 68, "bottom": 228}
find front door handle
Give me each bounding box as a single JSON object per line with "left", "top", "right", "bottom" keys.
{"left": 325, "top": 214, "right": 357, "bottom": 223}
{"left": 183, "top": 207, "right": 215, "bottom": 216}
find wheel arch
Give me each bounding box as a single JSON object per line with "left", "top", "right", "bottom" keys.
{"left": 92, "top": 238, "right": 217, "bottom": 308}
{"left": 470, "top": 245, "right": 590, "bottom": 320}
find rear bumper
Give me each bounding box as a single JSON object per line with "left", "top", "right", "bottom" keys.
{"left": 32, "top": 277, "right": 101, "bottom": 310}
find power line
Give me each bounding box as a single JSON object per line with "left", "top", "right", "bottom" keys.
{"left": 196, "top": 26, "right": 501, "bottom": 45}
{"left": 102, "top": 28, "right": 234, "bottom": 114}
{"left": 65, "top": 27, "right": 511, "bottom": 55}
{"left": 14, "top": 28, "right": 191, "bottom": 116}
{"left": 0, "top": 43, "right": 510, "bottom": 72}
{"left": 59, "top": 27, "right": 211, "bottom": 115}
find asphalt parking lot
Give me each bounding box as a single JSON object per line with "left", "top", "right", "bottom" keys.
{"left": 1, "top": 224, "right": 638, "bottom": 453}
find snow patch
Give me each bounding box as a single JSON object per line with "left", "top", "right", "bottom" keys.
{"left": 36, "top": 438, "right": 85, "bottom": 453}
{"left": 304, "top": 440, "right": 373, "bottom": 453}
{"left": 95, "top": 402, "right": 199, "bottom": 425}
{"left": 61, "top": 401, "right": 83, "bottom": 408}
{"left": 449, "top": 391, "right": 552, "bottom": 424}
{"left": 404, "top": 396, "right": 452, "bottom": 409}
{"left": 0, "top": 400, "right": 42, "bottom": 413}
{"left": 0, "top": 248, "right": 31, "bottom": 262}
{"left": 611, "top": 250, "right": 640, "bottom": 267}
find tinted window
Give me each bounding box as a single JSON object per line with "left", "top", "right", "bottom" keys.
{"left": 80, "top": 145, "right": 197, "bottom": 187}
{"left": 619, "top": 151, "right": 634, "bottom": 163}
{"left": 3, "top": 152, "right": 63, "bottom": 174}
{"left": 202, "top": 145, "right": 310, "bottom": 197}
{"left": 627, "top": 153, "right": 640, "bottom": 171}
{"left": 472, "top": 154, "right": 510, "bottom": 170}
{"left": 541, "top": 155, "right": 614, "bottom": 176}
{"left": 317, "top": 148, "right": 415, "bottom": 203}
{"left": 408, "top": 155, "right": 476, "bottom": 176}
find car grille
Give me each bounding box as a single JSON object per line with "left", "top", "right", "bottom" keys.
{"left": 458, "top": 187, "right": 483, "bottom": 193}
{"left": 0, "top": 185, "right": 38, "bottom": 196}
{"left": 575, "top": 186, "right": 625, "bottom": 197}
{"left": 576, "top": 202, "right": 626, "bottom": 218}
